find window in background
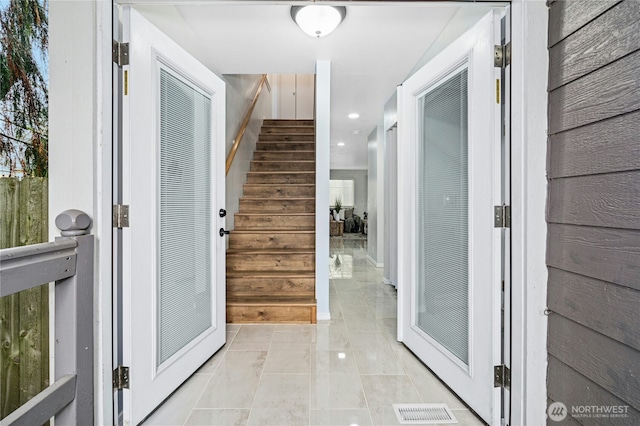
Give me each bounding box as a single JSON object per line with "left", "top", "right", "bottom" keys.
{"left": 330, "top": 179, "right": 354, "bottom": 207}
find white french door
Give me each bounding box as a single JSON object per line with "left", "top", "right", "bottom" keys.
{"left": 117, "top": 8, "right": 226, "bottom": 424}
{"left": 398, "top": 11, "right": 504, "bottom": 425}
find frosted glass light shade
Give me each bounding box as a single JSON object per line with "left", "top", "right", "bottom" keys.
{"left": 291, "top": 6, "right": 346, "bottom": 38}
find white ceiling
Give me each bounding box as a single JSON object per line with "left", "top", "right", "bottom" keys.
{"left": 131, "top": 2, "right": 496, "bottom": 170}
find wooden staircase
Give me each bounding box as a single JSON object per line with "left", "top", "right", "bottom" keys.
{"left": 227, "top": 119, "right": 317, "bottom": 323}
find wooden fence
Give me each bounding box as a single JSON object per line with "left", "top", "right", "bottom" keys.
{"left": 0, "top": 177, "right": 49, "bottom": 419}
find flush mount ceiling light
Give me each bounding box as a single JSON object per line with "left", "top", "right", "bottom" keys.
{"left": 291, "top": 5, "right": 346, "bottom": 38}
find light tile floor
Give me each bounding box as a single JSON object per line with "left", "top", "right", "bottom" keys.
{"left": 143, "top": 236, "right": 484, "bottom": 426}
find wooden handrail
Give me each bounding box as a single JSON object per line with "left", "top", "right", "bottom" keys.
{"left": 225, "top": 74, "right": 269, "bottom": 175}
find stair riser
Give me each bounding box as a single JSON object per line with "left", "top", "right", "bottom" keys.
{"left": 253, "top": 151, "right": 315, "bottom": 161}
{"left": 227, "top": 277, "right": 315, "bottom": 297}
{"left": 229, "top": 232, "right": 315, "bottom": 250}
{"left": 227, "top": 253, "right": 315, "bottom": 272}
{"left": 227, "top": 305, "right": 316, "bottom": 324}
{"left": 261, "top": 127, "right": 315, "bottom": 134}
{"left": 243, "top": 185, "right": 315, "bottom": 198}
{"left": 247, "top": 173, "right": 315, "bottom": 184}
{"left": 263, "top": 119, "right": 314, "bottom": 127}
{"left": 259, "top": 134, "right": 315, "bottom": 142}
{"left": 256, "top": 142, "right": 315, "bottom": 151}
{"left": 250, "top": 161, "right": 315, "bottom": 172}
{"left": 234, "top": 215, "right": 315, "bottom": 230}
{"left": 240, "top": 199, "right": 315, "bottom": 213}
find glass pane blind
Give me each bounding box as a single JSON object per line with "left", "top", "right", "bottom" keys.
{"left": 158, "top": 67, "right": 213, "bottom": 365}
{"left": 415, "top": 67, "right": 469, "bottom": 365}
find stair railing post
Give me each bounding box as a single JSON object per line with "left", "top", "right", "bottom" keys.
{"left": 54, "top": 209, "right": 94, "bottom": 425}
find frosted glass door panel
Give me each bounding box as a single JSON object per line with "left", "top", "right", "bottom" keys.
{"left": 158, "top": 67, "right": 213, "bottom": 365}
{"left": 415, "top": 67, "right": 469, "bottom": 365}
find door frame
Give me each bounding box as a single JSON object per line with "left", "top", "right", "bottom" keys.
{"left": 46, "top": 1, "right": 548, "bottom": 424}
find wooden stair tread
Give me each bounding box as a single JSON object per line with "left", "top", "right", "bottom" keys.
{"left": 227, "top": 249, "right": 315, "bottom": 254}
{"left": 248, "top": 171, "right": 314, "bottom": 174}
{"left": 234, "top": 212, "right": 314, "bottom": 216}
{"left": 244, "top": 184, "right": 316, "bottom": 187}
{"left": 256, "top": 142, "right": 316, "bottom": 146}
{"left": 263, "top": 119, "right": 314, "bottom": 123}
{"left": 251, "top": 159, "right": 315, "bottom": 164}
{"left": 230, "top": 230, "right": 314, "bottom": 234}
{"left": 227, "top": 271, "right": 314, "bottom": 278}
{"left": 227, "top": 296, "right": 316, "bottom": 306}
{"left": 255, "top": 150, "right": 315, "bottom": 153}
{"left": 241, "top": 197, "right": 315, "bottom": 201}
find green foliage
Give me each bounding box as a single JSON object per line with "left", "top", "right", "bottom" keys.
{"left": 333, "top": 197, "right": 342, "bottom": 213}
{"left": 0, "top": 0, "right": 48, "bottom": 177}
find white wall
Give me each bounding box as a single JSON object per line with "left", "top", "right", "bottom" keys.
{"left": 383, "top": 90, "right": 399, "bottom": 286}
{"left": 315, "top": 61, "right": 331, "bottom": 320}
{"left": 367, "top": 125, "right": 384, "bottom": 267}
{"left": 50, "top": 1, "right": 113, "bottom": 423}
{"left": 225, "top": 75, "right": 273, "bottom": 230}
{"left": 329, "top": 169, "right": 368, "bottom": 217}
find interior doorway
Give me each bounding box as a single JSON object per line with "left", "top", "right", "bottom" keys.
{"left": 114, "top": 2, "right": 516, "bottom": 422}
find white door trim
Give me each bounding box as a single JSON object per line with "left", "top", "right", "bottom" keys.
{"left": 509, "top": 1, "right": 549, "bottom": 425}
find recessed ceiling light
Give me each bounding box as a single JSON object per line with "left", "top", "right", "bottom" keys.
{"left": 337, "top": 142, "right": 345, "bottom": 146}
{"left": 348, "top": 113, "right": 359, "bottom": 119}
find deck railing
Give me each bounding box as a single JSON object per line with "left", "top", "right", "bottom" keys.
{"left": 0, "top": 209, "right": 94, "bottom": 426}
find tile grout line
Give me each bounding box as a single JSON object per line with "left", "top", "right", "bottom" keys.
{"left": 244, "top": 324, "right": 275, "bottom": 426}
{"left": 180, "top": 328, "right": 238, "bottom": 426}
{"left": 342, "top": 263, "right": 376, "bottom": 426}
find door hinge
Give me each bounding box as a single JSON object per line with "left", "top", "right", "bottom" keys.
{"left": 494, "top": 205, "right": 511, "bottom": 228}
{"left": 494, "top": 364, "right": 511, "bottom": 390}
{"left": 494, "top": 42, "right": 511, "bottom": 68}
{"left": 113, "top": 40, "right": 129, "bottom": 67}
{"left": 113, "top": 365, "right": 130, "bottom": 390}
{"left": 113, "top": 204, "right": 130, "bottom": 228}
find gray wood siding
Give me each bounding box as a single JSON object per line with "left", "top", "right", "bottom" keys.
{"left": 548, "top": 0, "right": 621, "bottom": 47}
{"left": 547, "top": 1, "right": 640, "bottom": 424}
{"left": 548, "top": 1, "right": 639, "bottom": 90}
{"left": 548, "top": 357, "right": 640, "bottom": 426}
{"left": 547, "top": 111, "right": 640, "bottom": 178}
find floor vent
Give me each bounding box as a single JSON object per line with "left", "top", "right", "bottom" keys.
{"left": 393, "top": 403, "right": 458, "bottom": 424}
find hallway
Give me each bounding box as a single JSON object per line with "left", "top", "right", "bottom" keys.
{"left": 143, "top": 236, "right": 483, "bottom": 425}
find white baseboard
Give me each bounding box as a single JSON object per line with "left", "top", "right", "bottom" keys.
{"left": 316, "top": 312, "right": 331, "bottom": 321}
{"left": 382, "top": 277, "right": 392, "bottom": 285}
{"left": 366, "top": 255, "right": 384, "bottom": 268}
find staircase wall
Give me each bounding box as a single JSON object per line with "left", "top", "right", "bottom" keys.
{"left": 225, "top": 74, "right": 273, "bottom": 231}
